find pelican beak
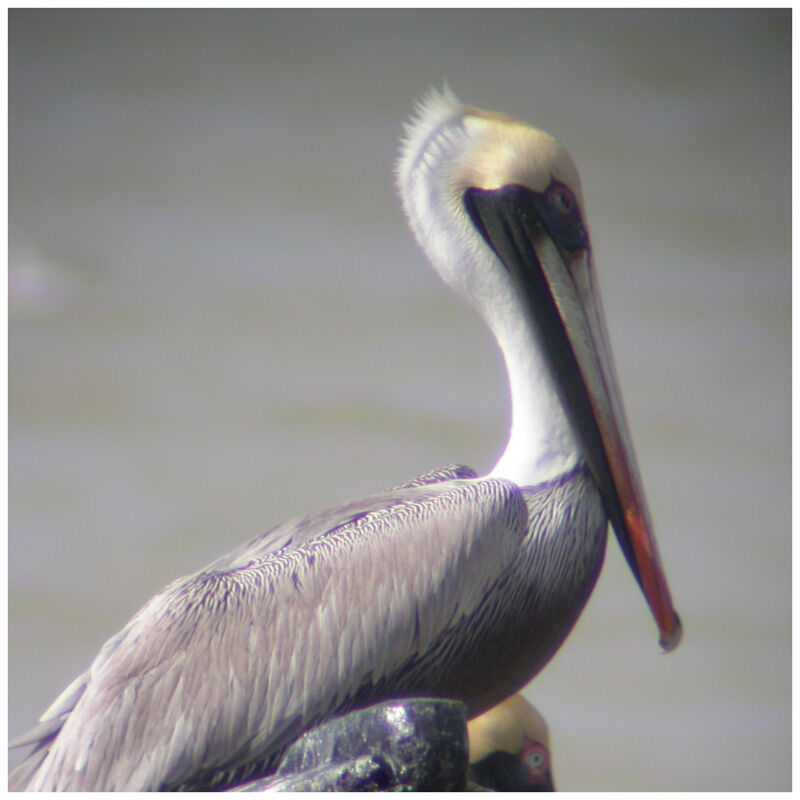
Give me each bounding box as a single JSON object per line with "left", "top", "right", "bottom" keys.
{"left": 464, "top": 183, "right": 681, "bottom": 652}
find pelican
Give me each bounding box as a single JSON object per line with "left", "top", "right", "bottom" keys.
{"left": 468, "top": 695, "right": 554, "bottom": 791}
{"left": 9, "top": 88, "right": 681, "bottom": 791}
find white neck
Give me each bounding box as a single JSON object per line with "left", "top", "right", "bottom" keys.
{"left": 483, "top": 287, "right": 580, "bottom": 486}
{"left": 396, "top": 87, "right": 581, "bottom": 489}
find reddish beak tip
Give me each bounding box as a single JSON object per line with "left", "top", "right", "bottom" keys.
{"left": 659, "top": 612, "right": 683, "bottom": 653}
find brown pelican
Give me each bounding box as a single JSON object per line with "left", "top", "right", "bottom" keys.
{"left": 468, "top": 694, "right": 554, "bottom": 791}
{"left": 9, "top": 88, "right": 681, "bottom": 791}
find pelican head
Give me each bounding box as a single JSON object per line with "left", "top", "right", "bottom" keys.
{"left": 468, "top": 694, "right": 554, "bottom": 791}
{"left": 397, "top": 87, "right": 681, "bottom": 651}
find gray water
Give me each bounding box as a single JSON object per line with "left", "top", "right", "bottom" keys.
{"left": 9, "top": 10, "right": 790, "bottom": 790}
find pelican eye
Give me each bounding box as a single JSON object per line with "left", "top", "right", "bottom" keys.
{"left": 520, "top": 741, "right": 548, "bottom": 776}
{"left": 548, "top": 184, "right": 576, "bottom": 215}
{"left": 535, "top": 180, "right": 588, "bottom": 253}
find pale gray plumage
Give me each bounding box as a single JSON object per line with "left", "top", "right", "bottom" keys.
{"left": 10, "top": 87, "right": 680, "bottom": 791}
{"left": 10, "top": 465, "right": 605, "bottom": 791}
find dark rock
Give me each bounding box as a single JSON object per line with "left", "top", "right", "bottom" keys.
{"left": 236, "top": 698, "right": 468, "bottom": 791}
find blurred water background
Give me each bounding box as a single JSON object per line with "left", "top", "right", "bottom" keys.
{"left": 8, "top": 9, "right": 790, "bottom": 790}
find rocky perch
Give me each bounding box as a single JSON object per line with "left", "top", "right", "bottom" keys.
{"left": 234, "top": 699, "right": 476, "bottom": 791}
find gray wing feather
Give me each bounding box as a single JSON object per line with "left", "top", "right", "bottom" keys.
{"left": 13, "top": 473, "right": 526, "bottom": 791}
{"left": 389, "top": 464, "right": 478, "bottom": 490}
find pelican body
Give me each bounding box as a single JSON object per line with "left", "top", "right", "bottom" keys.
{"left": 10, "top": 89, "right": 680, "bottom": 791}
